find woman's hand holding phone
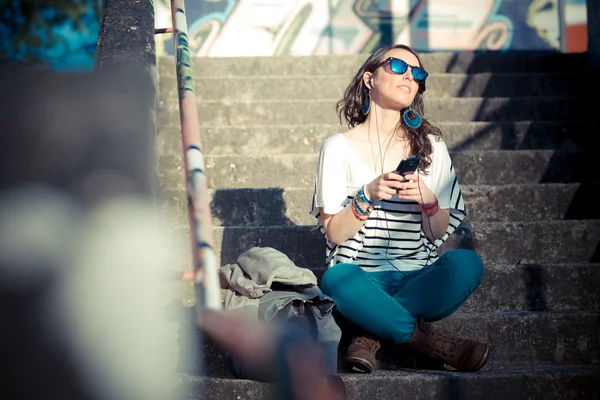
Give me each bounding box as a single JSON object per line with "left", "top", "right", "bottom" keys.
{"left": 364, "top": 171, "right": 406, "bottom": 201}
{"left": 395, "top": 173, "right": 436, "bottom": 206}
{"left": 365, "top": 172, "right": 435, "bottom": 205}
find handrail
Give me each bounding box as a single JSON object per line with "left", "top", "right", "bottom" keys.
{"left": 157, "top": 0, "right": 222, "bottom": 316}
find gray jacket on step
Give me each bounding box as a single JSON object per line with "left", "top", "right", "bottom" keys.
{"left": 219, "top": 247, "right": 341, "bottom": 376}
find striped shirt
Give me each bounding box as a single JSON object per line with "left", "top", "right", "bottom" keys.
{"left": 310, "top": 133, "right": 465, "bottom": 273}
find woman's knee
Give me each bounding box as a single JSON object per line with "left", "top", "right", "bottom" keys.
{"left": 443, "top": 249, "right": 484, "bottom": 285}
{"left": 320, "top": 263, "right": 363, "bottom": 298}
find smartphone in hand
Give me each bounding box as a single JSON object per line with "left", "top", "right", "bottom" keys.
{"left": 395, "top": 155, "right": 422, "bottom": 177}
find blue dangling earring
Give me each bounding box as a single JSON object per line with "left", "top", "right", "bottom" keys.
{"left": 403, "top": 108, "right": 422, "bottom": 129}
{"left": 362, "top": 92, "right": 371, "bottom": 115}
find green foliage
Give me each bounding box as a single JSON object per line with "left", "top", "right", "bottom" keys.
{"left": 0, "top": 0, "right": 101, "bottom": 65}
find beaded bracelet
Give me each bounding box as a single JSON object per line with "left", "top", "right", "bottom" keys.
{"left": 357, "top": 185, "right": 373, "bottom": 205}
{"left": 352, "top": 195, "right": 369, "bottom": 215}
{"left": 351, "top": 199, "right": 369, "bottom": 221}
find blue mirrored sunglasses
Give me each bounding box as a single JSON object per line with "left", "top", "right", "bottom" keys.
{"left": 378, "top": 57, "right": 428, "bottom": 83}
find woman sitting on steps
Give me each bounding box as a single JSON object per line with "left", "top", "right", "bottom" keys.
{"left": 310, "top": 44, "right": 489, "bottom": 373}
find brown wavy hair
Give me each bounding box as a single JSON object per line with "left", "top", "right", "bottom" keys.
{"left": 336, "top": 44, "right": 442, "bottom": 171}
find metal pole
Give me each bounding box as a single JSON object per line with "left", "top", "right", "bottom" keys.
{"left": 558, "top": 0, "right": 567, "bottom": 53}
{"left": 169, "top": 0, "right": 222, "bottom": 319}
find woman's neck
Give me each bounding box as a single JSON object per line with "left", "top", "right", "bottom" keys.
{"left": 364, "top": 103, "right": 405, "bottom": 141}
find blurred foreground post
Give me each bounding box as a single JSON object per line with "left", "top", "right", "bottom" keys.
{"left": 0, "top": 67, "right": 182, "bottom": 400}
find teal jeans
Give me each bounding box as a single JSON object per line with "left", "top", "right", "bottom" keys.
{"left": 320, "top": 249, "right": 484, "bottom": 344}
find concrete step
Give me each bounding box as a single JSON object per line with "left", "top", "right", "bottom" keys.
{"left": 179, "top": 365, "right": 600, "bottom": 400}
{"left": 157, "top": 122, "right": 596, "bottom": 156}
{"left": 180, "top": 184, "right": 600, "bottom": 227}
{"left": 189, "top": 312, "right": 600, "bottom": 377}
{"left": 191, "top": 312, "right": 600, "bottom": 376}
{"left": 430, "top": 312, "right": 600, "bottom": 366}
{"left": 166, "top": 74, "right": 584, "bottom": 102}
{"left": 435, "top": 263, "right": 599, "bottom": 313}
{"left": 189, "top": 263, "right": 600, "bottom": 313}
{"left": 158, "top": 52, "right": 589, "bottom": 77}
{"left": 203, "top": 221, "right": 600, "bottom": 268}
{"left": 156, "top": 151, "right": 596, "bottom": 190}
{"left": 157, "top": 98, "right": 590, "bottom": 127}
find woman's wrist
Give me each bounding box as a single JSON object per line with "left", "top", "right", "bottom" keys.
{"left": 419, "top": 197, "right": 439, "bottom": 216}
{"left": 421, "top": 194, "right": 437, "bottom": 208}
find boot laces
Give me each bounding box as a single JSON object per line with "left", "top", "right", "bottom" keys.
{"left": 421, "top": 322, "right": 464, "bottom": 359}
{"left": 354, "top": 336, "right": 380, "bottom": 352}
{"left": 433, "top": 330, "right": 468, "bottom": 359}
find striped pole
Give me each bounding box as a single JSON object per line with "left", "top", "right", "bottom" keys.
{"left": 170, "top": 0, "right": 222, "bottom": 317}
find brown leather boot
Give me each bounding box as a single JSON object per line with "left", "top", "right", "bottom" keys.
{"left": 343, "top": 334, "right": 381, "bottom": 373}
{"left": 407, "top": 319, "right": 489, "bottom": 372}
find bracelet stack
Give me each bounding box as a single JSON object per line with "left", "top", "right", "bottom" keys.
{"left": 419, "top": 198, "right": 439, "bottom": 217}
{"left": 351, "top": 186, "right": 373, "bottom": 221}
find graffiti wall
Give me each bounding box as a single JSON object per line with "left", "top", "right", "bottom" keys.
{"left": 154, "top": 0, "right": 588, "bottom": 57}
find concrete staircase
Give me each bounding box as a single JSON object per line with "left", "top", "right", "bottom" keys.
{"left": 156, "top": 52, "right": 600, "bottom": 399}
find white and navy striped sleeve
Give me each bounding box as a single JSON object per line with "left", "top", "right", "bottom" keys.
{"left": 429, "top": 137, "right": 466, "bottom": 246}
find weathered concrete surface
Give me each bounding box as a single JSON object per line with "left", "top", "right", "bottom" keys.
{"left": 431, "top": 312, "right": 600, "bottom": 365}
{"left": 183, "top": 73, "right": 588, "bottom": 104}
{"left": 157, "top": 97, "right": 591, "bottom": 127}
{"left": 97, "top": 0, "right": 155, "bottom": 72}
{"left": 179, "top": 366, "right": 600, "bottom": 400}
{"left": 461, "top": 184, "right": 600, "bottom": 221}
{"left": 157, "top": 122, "right": 595, "bottom": 157}
{"left": 159, "top": 53, "right": 589, "bottom": 77}
{"left": 435, "top": 263, "right": 600, "bottom": 313}
{"left": 179, "top": 184, "right": 598, "bottom": 227}
{"left": 96, "top": 0, "right": 158, "bottom": 196}
{"left": 161, "top": 73, "right": 588, "bottom": 101}
{"left": 177, "top": 311, "right": 600, "bottom": 378}
{"left": 199, "top": 221, "right": 600, "bottom": 268}
{"left": 174, "top": 263, "right": 600, "bottom": 314}
{"left": 156, "top": 151, "right": 597, "bottom": 190}
{"left": 440, "top": 121, "right": 596, "bottom": 152}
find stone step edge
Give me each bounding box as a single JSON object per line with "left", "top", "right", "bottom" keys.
{"left": 170, "top": 262, "right": 600, "bottom": 275}
{"left": 179, "top": 364, "right": 600, "bottom": 381}
{"left": 158, "top": 52, "right": 587, "bottom": 59}
{"left": 158, "top": 120, "right": 598, "bottom": 129}
{"left": 163, "top": 72, "right": 582, "bottom": 79}
{"left": 186, "top": 96, "right": 582, "bottom": 104}
{"left": 201, "top": 149, "right": 583, "bottom": 158}
{"left": 161, "top": 121, "right": 596, "bottom": 128}
{"left": 208, "top": 220, "right": 600, "bottom": 230}
{"left": 205, "top": 183, "right": 598, "bottom": 192}
{"left": 177, "top": 367, "right": 600, "bottom": 400}
{"left": 288, "top": 262, "right": 600, "bottom": 274}
{"left": 438, "top": 311, "right": 600, "bottom": 318}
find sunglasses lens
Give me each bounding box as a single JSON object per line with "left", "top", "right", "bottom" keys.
{"left": 389, "top": 58, "right": 408, "bottom": 75}
{"left": 412, "top": 67, "right": 428, "bottom": 82}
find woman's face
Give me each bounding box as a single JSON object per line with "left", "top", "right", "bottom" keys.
{"left": 365, "top": 48, "right": 421, "bottom": 111}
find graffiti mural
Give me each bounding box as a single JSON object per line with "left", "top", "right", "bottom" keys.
{"left": 154, "top": 0, "right": 587, "bottom": 57}
{"left": 527, "top": 0, "right": 588, "bottom": 52}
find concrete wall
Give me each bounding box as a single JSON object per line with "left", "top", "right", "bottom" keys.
{"left": 97, "top": 0, "right": 158, "bottom": 196}
{"left": 154, "top": 0, "right": 588, "bottom": 57}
